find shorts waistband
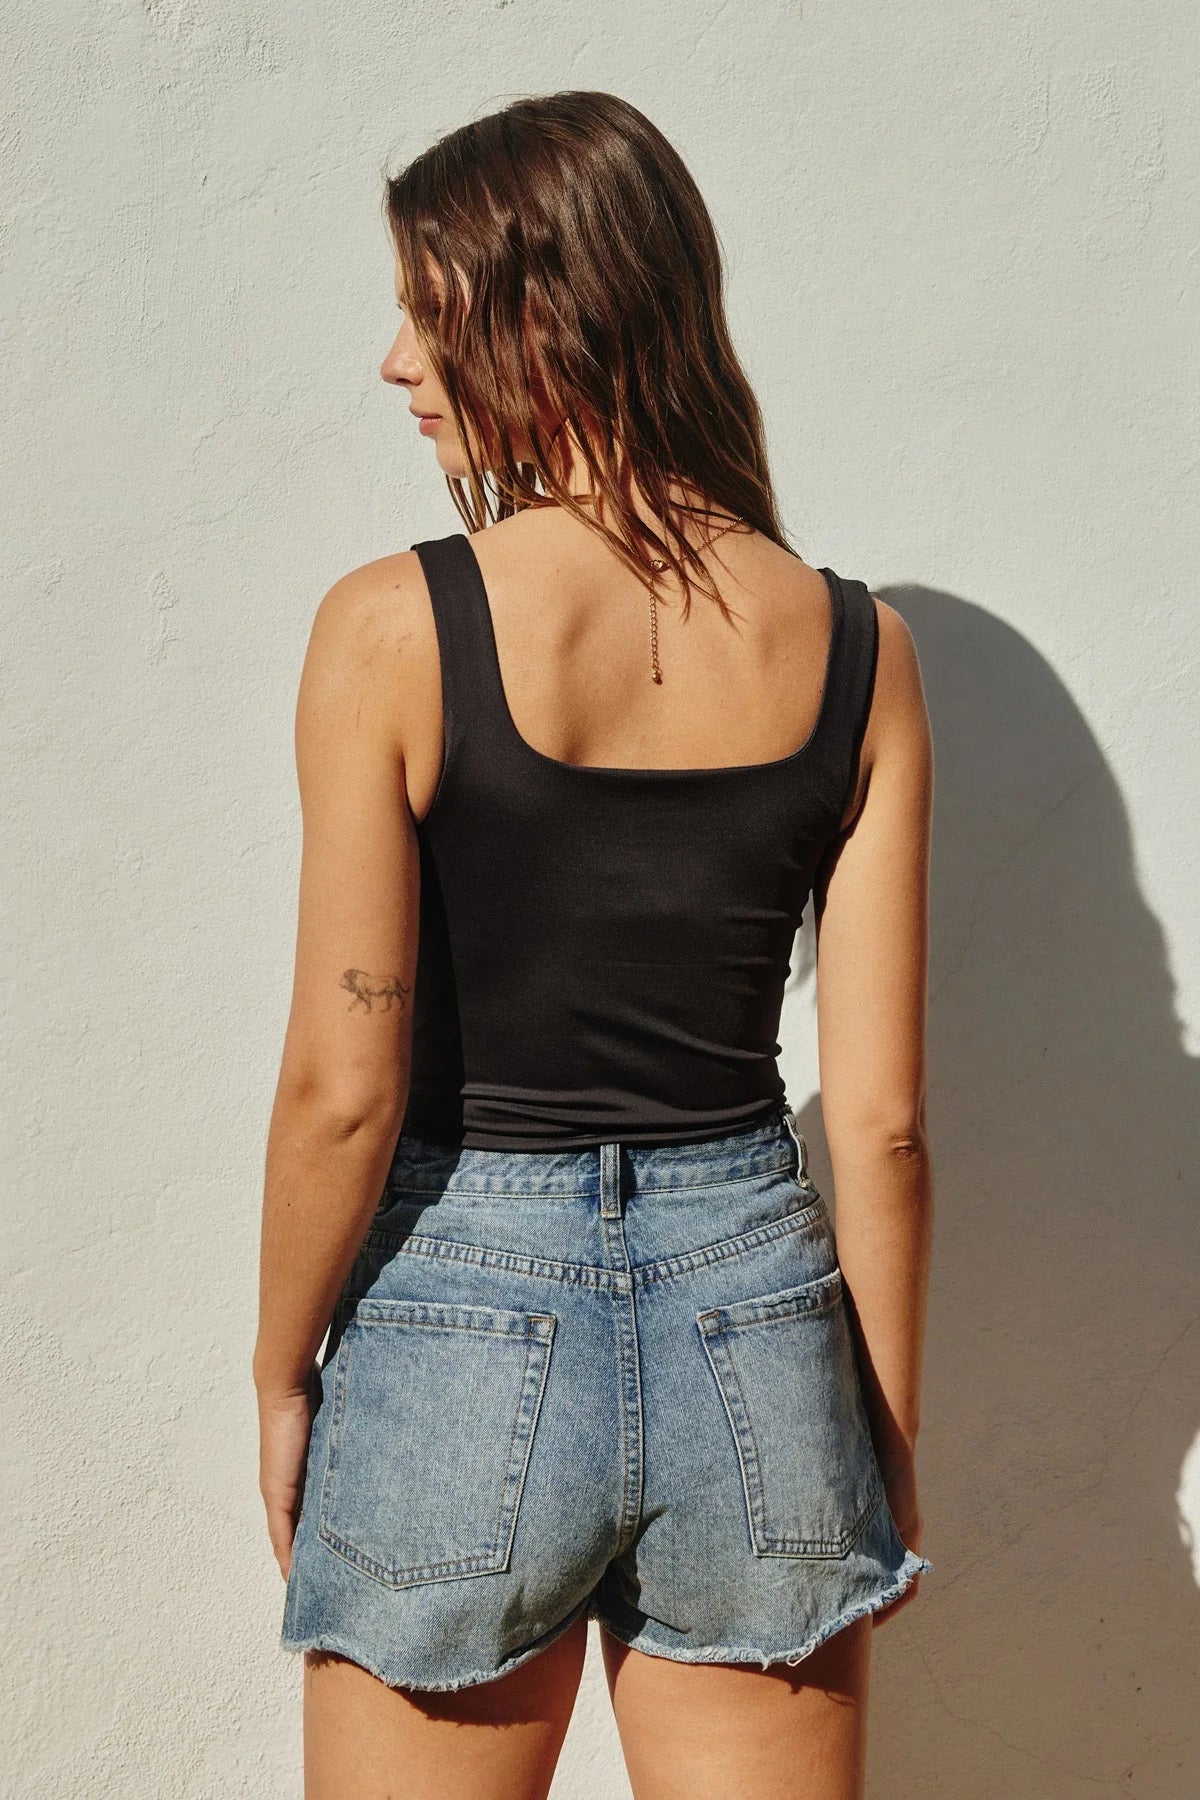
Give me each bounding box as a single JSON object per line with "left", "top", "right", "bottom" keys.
{"left": 384, "top": 1101, "right": 811, "bottom": 1201}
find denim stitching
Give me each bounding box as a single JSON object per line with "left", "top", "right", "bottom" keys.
{"left": 366, "top": 1227, "right": 619, "bottom": 1289}
{"left": 503, "top": 1315, "right": 558, "bottom": 1571}
{"left": 488, "top": 1329, "right": 544, "bottom": 1575}
{"left": 696, "top": 1284, "right": 886, "bottom": 1558}
{"left": 316, "top": 1325, "right": 351, "bottom": 1568}
{"left": 353, "top": 1298, "right": 556, "bottom": 1338}
{"left": 695, "top": 1266, "right": 844, "bottom": 1328}
{"left": 362, "top": 1198, "right": 827, "bottom": 1294}
{"left": 636, "top": 1200, "right": 827, "bottom": 1287}
{"left": 697, "top": 1318, "right": 884, "bottom": 1558}
{"left": 316, "top": 1314, "right": 556, "bottom": 1588}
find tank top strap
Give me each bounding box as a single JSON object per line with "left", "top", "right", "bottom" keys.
{"left": 410, "top": 531, "right": 510, "bottom": 770}
{"left": 810, "top": 567, "right": 880, "bottom": 817}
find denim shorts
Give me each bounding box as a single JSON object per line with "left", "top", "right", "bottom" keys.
{"left": 280, "top": 1101, "right": 933, "bottom": 1691}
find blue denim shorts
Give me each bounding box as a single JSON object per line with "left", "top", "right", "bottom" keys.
{"left": 280, "top": 1101, "right": 932, "bottom": 1691}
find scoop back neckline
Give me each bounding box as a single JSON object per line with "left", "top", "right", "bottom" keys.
{"left": 456, "top": 531, "right": 843, "bottom": 781}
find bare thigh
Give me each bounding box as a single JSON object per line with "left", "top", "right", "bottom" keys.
{"left": 301, "top": 1614, "right": 590, "bottom": 1800}
{"left": 600, "top": 1615, "right": 872, "bottom": 1800}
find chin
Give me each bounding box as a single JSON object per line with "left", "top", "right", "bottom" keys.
{"left": 434, "top": 441, "right": 470, "bottom": 479}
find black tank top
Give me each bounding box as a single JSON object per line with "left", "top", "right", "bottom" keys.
{"left": 402, "top": 530, "right": 879, "bottom": 1150}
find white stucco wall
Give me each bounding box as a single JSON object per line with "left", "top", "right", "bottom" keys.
{"left": 4, "top": 2, "right": 1198, "bottom": 1794}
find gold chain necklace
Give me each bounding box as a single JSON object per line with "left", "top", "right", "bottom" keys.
{"left": 647, "top": 516, "right": 744, "bottom": 684}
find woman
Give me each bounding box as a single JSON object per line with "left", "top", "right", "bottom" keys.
{"left": 255, "top": 90, "right": 934, "bottom": 1800}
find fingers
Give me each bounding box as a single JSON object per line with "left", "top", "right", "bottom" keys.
{"left": 265, "top": 1495, "right": 296, "bottom": 1580}
{"left": 256, "top": 1375, "right": 317, "bottom": 1583}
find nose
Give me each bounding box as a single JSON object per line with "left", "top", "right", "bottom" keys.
{"left": 380, "top": 329, "right": 421, "bottom": 389}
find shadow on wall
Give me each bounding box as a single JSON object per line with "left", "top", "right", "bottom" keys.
{"left": 790, "top": 583, "right": 1200, "bottom": 1797}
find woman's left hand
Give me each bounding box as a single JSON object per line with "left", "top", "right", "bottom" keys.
{"left": 871, "top": 1442, "right": 926, "bottom": 1628}
{"left": 256, "top": 1366, "right": 322, "bottom": 1580}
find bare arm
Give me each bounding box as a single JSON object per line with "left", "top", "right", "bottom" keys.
{"left": 812, "top": 597, "right": 934, "bottom": 1480}
{"left": 252, "top": 558, "right": 423, "bottom": 1402}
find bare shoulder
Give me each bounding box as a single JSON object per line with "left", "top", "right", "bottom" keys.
{"left": 863, "top": 593, "right": 930, "bottom": 753}
{"left": 296, "top": 550, "right": 439, "bottom": 758}
{"left": 306, "top": 550, "right": 432, "bottom": 662}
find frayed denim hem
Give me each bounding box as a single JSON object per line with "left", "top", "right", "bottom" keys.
{"left": 594, "top": 1549, "right": 934, "bottom": 1674}
{"left": 278, "top": 1586, "right": 595, "bottom": 1694}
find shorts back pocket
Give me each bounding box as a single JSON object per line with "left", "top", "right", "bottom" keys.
{"left": 318, "top": 1296, "right": 556, "bottom": 1588}
{"left": 697, "top": 1266, "right": 883, "bottom": 1559}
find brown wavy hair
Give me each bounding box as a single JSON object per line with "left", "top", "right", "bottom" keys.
{"left": 381, "top": 90, "right": 792, "bottom": 620}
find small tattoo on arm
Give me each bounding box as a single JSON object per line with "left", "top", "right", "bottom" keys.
{"left": 339, "top": 969, "right": 412, "bottom": 1013}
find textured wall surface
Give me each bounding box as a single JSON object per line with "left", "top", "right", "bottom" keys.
{"left": 4, "top": 1, "right": 1199, "bottom": 1795}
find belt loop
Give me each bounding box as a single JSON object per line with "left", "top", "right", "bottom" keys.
{"left": 599, "top": 1141, "right": 623, "bottom": 1217}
